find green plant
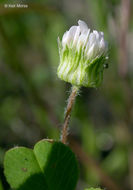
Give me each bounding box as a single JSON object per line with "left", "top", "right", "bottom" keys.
{"left": 4, "top": 20, "right": 108, "bottom": 190}
{"left": 4, "top": 140, "right": 78, "bottom": 190}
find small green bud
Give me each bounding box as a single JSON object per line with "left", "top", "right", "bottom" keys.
{"left": 57, "top": 20, "right": 108, "bottom": 88}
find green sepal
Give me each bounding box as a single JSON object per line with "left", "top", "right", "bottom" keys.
{"left": 57, "top": 45, "right": 107, "bottom": 88}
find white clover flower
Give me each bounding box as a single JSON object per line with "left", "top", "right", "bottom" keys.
{"left": 57, "top": 20, "right": 108, "bottom": 88}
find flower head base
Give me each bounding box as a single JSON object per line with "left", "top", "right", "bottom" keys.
{"left": 57, "top": 20, "right": 108, "bottom": 88}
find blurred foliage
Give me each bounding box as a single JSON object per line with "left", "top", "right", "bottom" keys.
{"left": 0, "top": 0, "right": 133, "bottom": 190}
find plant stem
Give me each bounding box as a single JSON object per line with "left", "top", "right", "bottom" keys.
{"left": 61, "top": 86, "right": 79, "bottom": 144}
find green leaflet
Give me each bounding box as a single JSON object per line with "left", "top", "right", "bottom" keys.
{"left": 4, "top": 140, "right": 79, "bottom": 190}
{"left": 0, "top": 179, "right": 4, "bottom": 190}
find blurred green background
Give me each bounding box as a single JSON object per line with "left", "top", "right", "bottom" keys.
{"left": 0, "top": 0, "right": 133, "bottom": 190}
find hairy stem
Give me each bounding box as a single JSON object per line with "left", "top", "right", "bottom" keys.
{"left": 61, "top": 86, "right": 79, "bottom": 144}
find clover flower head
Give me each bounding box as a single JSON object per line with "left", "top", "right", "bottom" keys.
{"left": 57, "top": 20, "right": 108, "bottom": 88}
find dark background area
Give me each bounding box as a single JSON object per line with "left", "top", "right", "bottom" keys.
{"left": 0, "top": 0, "right": 133, "bottom": 189}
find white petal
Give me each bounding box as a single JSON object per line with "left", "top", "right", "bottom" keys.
{"left": 77, "top": 34, "right": 86, "bottom": 50}
{"left": 85, "top": 32, "right": 96, "bottom": 52}
{"left": 93, "top": 30, "right": 100, "bottom": 40}
{"left": 73, "top": 26, "right": 80, "bottom": 47}
{"left": 66, "top": 26, "right": 78, "bottom": 46}
{"left": 100, "top": 38, "right": 105, "bottom": 48}
{"left": 77, "top": 29, "right": 90, "bottom": 50}
{"left": 69, "top": 26, "right": 77, "bottom": 38}
{"left": 61, "top": 20, "right": 108, "bottom": 61}
{"left": 100, "top": 31, "right": 104, "bottom": 36}
{"left": 62, "top": 31, "right": 69, "bottom": 46}
{"left": 84, "top": 29, "right": 90, "bottom": 45}
{"left": 87, "top": 43, "right": 95, "bottom": 59}
{"left": 62, "top": 26, "right": 78, "bottom": 47}
{"left": 89, "top": 32, "right": 96, "bottom": 45}
{"left": 99, "top": 38, "right": 108, "bottom": 53}
{"left": 78, "top": 20, "right": 88, "bottom": 33}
